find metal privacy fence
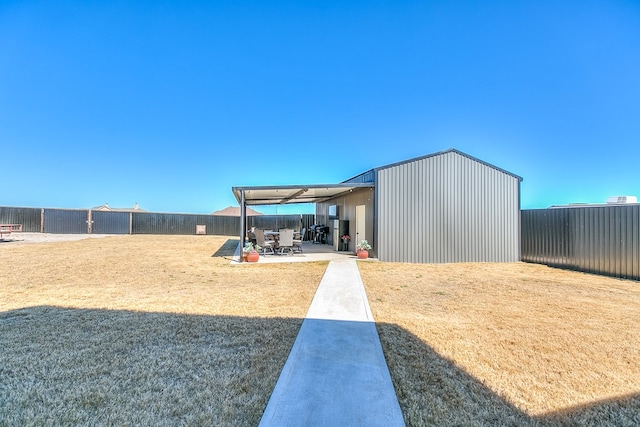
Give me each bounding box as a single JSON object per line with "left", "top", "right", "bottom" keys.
{"left": 0, "top": 206, "right": 314, "bottom": 237}
{"left": 92, "top": 211, "right": 130, "bottom": 234}
{"left": 521, "top": 205, "right": 640, "bottom": 281}
{"left": 44, "top": 209, "right": 89, "bottom": 234}
{"left": 0, "top": 206, "right": 42, "bottom": 232}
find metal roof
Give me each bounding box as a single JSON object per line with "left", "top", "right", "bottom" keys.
{"left": 342, "top": 148, "right": 523, "bottom": 183}
{"left": 232, "top": 148, "right": 520, "bottom": 207}
{"left": 232, "top": 183, "right": 374, "bottom": 206}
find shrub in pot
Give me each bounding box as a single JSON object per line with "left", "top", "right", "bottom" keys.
{"left": 243, "top": 242, "right": 261, "bottom": 262}
{"left": 356, "top": 239, "right": 371, "bottom": 259}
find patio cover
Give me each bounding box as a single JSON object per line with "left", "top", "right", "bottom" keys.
{"left": 232, "top": 183, "right": 374, "bottom": 248}
{"left": 232, "top": 183, "right": 373, "bottom": 206}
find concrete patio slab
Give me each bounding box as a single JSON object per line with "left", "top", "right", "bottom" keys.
{"left": 232, "top": 241, "right": 373, "bottom": 264}
{"left": 259, "top": 259, "right": 405, "bottom": 427}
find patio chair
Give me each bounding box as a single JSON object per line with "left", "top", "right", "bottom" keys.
{"left": 247, "top": 228, "right": 257, "bottom": 245}
{"left": 278, "top": 228, "right": 294, "bottom": 255}
{"left": 293, "top": 227, "right": 305, "bottom": 253}
{"left": 263, "top": 230, "right": 277, "bottom": 242}
{"left": 254, "top": 229, "right": 275, "bottom": 255}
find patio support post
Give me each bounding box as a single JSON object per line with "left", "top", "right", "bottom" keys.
{"left": 240, "top": 190, "right": 247, "bottom": 261}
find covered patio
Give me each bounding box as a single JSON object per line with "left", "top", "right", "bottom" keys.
{"left": 232, "top": 183, "right": 374, "bottom": 262}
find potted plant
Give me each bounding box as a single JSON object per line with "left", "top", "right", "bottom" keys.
{"left": 243, "top": 242, "right": 261, "bottom": 262}
{"left": 242, "top": 242, "right": 251, "bottom": 260}
{"left": 356, "top": 239, "right": 371, "bottom": 259}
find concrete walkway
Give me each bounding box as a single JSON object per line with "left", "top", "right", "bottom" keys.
{"left": 259, "top": 259, "right": 405, "bottom": 427}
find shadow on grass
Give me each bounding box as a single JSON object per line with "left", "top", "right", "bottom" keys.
{"left": 540, "top": 393, "right": 640, "bottom": 426}
{"left": 2, "top": 306, "right": 638, "bottom": 427}
{"left": 376, "top": 323, "right": 640, "bottom": 426}
{"left": 211, "top": 238, "right": 241, "bottom": 258}
{"left": 0, "top": 306, "right": 302, "bottom": 426}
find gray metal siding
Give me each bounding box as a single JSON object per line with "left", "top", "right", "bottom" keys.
{"left": 317, "top": 189, "right": 375, "bottom": 253}
{"left": 43, "top": 209, "right": 89, "bottom": 234}
{"left": 377, "top": 151, "right": 520, "bottom": 263}
{"left": 92, "top": 211, "right": 130, "bottom": 234}
{"left": 521, "top": 205, "right": 640, "bottom": 280}
{"left": 0, "top": 206, "right": 42, "bottom": 232}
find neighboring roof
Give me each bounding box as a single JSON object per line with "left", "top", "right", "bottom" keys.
{"left": 232, "top": 183, "right": 375, "bottom": 206}
{"left": 343, "top": 148, "right": 524, "bottom": 183}
{"left": 92, "top": 203, "right": 147, "bottom": 212}
{"left": 211, "top": 206, "right": 264, "bottom": 216}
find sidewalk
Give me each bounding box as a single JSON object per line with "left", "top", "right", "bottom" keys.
{"left": 259, "top": 259, "right": 405, "bottom": 426}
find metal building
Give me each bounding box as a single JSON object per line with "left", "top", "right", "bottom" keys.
{"left": 233, "top": 148, "right": 522, "bottom": 264}
{"left": 333, "top": 149, "right": 522, "bottom": 263}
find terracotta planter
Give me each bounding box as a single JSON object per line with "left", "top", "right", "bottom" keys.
{"left": 357, "top": 249, "right": 369, "bottom": 259}
{"left": 246, "top": 250, "right": 260, "bottom": 262}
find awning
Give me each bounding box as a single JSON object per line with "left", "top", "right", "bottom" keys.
{"left": 232, "top": 183, "right": 374, "bottom": 206}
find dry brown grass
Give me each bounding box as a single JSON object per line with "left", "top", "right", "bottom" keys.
{"left": 0, "top": 235, "right": 327, "bottom": 426}
{"left": 359, "top": 261, "right": 640, "bottom": 426}
{"left": 4, "top": 236, "right": 639, "bottom": 426}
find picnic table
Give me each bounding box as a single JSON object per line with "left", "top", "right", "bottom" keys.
{"left": 0, "top": 224, "right": 22, "bottom": 239}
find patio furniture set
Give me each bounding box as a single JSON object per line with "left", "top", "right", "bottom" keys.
{"left": 251, "top": 228, "right": 306, "bottom": 256}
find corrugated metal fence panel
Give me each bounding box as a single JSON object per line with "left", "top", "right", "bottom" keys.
{"left": 0, "top": 206, "right": 312, "bottom": 237}
{"left": 377, "top": 151, "right": 521, "bottom": 263}
{"left": 211, "top": 215, "right": 241, "bottom": 236}
{"left": 131, "top": 213, "right": 170, "bottom": 234}
{"left": 0, "top": 206, "right": 42, "bottom": 232}
{"left": 248, "top": 215, "right": 304, "bottom": 232}
{"left": 300, "top": 213, "right": 315, "bottom": 241}
{"left": 132, "top": 213, "right": 227, "bottom": 235}
{"left": 132, "top": 213, "right": 240, "bottom": 236}
{"left": 43, "top": 209, "right": 89, "bottom": 234}
{"left": 521, "top": 205, "right": 640, "bottom": 281}
{"left": 249, "top": 214, "right": 314, "bottom": 239}
{"left": 92, "top": 211, "right": 130, "bottom": 234}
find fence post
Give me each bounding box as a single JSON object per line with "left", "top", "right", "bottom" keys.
{"left": 87, "top": 210, "right": 93, "bottom": 234}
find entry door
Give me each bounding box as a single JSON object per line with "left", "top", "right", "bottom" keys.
{"left": 355, "top": 205, "right": 366, "bottom": 244}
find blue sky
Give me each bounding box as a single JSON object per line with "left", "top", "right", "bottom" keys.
{"left": 2, "top": 1, "right": 639, "bottom": 214}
